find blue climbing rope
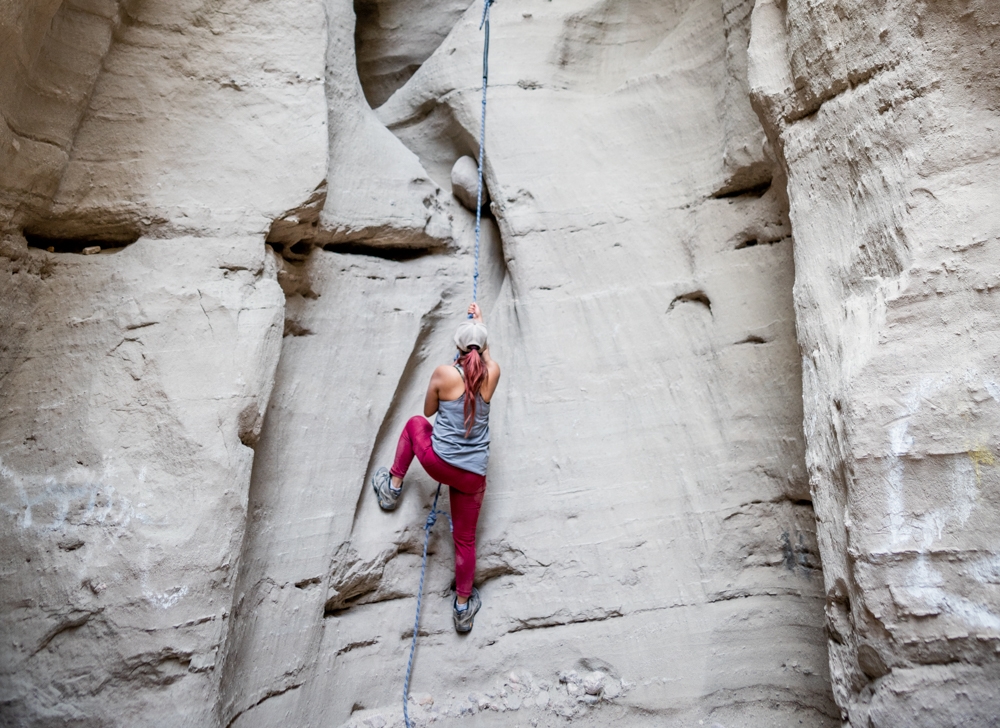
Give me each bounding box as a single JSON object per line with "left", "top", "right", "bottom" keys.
{"left": 471, "top": 0, "right": 495, "bottom": 310}
{"left": 403, "top": 4, "right": 496, "bottom": 725}
{"left": 402, "top": 483, "right": 452, "bottom": 728}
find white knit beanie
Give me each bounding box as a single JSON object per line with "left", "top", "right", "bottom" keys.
{"left": 454, "top": 320, "right": 488, "bottom": 352}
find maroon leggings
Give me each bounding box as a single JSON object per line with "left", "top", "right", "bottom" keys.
{"left": 390, "top": 416, "right": 486, "bottom": 598}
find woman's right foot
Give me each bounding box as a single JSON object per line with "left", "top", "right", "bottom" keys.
{"left": 453, "top": 588, "right": 482, "bottom": 633}
{"left": 372, "top": 467, "right": 400, "bottom": 511}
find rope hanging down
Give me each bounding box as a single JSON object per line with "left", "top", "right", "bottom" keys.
{"left": 402, "top": 484, "right": 451, "bottom": 728}
{"left": 471, "top": 0, "right": 495, "bottom": 309}
{"left": 402, "top": 5, "right": 495, "bottom": 727}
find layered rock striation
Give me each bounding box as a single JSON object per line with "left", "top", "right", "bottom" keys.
{"left": 2, "top": 0, "right": 998, "bottom": 726}
{"left": 219, "top": 2, "right": 835, "bottom": 725}
{"left": 0, "top": 0, "right": 325, "bottom": 724}
{"left": 749, "top": 0, "right": 1000, "bottom": 724}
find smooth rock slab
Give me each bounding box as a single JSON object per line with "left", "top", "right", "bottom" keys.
{"left": 0, "top": 234, "right": 283, "bottom": 727}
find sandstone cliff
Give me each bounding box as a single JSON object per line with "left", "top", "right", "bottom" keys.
{"left": 749, "top": 0, "right": 1000, "bottom": 724}
{"left": 0, "top": 1, "right": 997, "bottom": 727}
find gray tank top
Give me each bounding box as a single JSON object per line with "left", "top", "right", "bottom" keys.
{"left": 431, "top": 368, "right": 491, "bottom": 476}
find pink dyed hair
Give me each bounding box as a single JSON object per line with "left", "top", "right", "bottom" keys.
{"left": 457, "top": 347, "right": 486, "bottom": 436}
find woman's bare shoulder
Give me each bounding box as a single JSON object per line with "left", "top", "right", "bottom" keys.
{"left": 434, "top": 363, "right": 462, "bottom": 380}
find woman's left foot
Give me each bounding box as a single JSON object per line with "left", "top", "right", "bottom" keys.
{"left": 453, "top": 588, "right": 482, "bottom": 633}
{"left": 372, "top": 467, "right": 400, "bottom": 511}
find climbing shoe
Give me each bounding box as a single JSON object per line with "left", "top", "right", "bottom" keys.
{"left": 453, "top": 588, "right": 482, "bottom": 633}
{"left": 372, "top": 467, "right": 400, "bottom": 511}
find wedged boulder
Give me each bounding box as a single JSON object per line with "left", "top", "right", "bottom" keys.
{"left": 451, "top": 154, "right": 488, "bottom": 212}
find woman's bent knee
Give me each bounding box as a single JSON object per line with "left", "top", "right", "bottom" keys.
{"left": 405, "top": 415, "right": 431, "bottom": 436}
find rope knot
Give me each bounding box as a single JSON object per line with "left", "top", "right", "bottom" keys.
{"left": 425, "top": 507, "right": 453, "bottom": 534}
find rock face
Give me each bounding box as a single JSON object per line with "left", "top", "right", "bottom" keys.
{"left": 0, "top": 236, "right": 284, "bottom": 725}
{"left": 353, "top": 0, "right": 471, "bottom": 109}
{"left": 0, "top": 0, "right": 324, "bottom": 724}
{"left": 217, "top": 3, "right": 834, "bottom": 727}
{"left": 1, "top": 1, "right": 997, "bottom": 727}
{"left": 748, "top": 0, "right": 1000, "bottom": 724}
{"left": 0, "top": 0, "right": 123, "bottom": 231}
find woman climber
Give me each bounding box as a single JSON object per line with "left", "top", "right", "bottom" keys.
{"left": 371, "top": 302, "right": 501, "bottom": 633}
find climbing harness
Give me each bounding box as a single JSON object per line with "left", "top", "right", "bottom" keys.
{"left": 403, "top": 4, "right": 496, "bottom": 726}
{"left": 402, "top": 483, "right": 452, "bottom": 728}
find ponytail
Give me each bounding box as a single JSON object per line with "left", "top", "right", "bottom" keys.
{"left": 457, "top": 348, "right": 487, "bottom": 436}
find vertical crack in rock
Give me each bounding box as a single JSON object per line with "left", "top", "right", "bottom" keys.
{"left": 320, "top": 300, "right": 449, "bottom": 615}
{"left": 216, "top": 233, "right": 467, "bottom": 725}
{"left": 354, "top": 300, "right": 446, "bottom": 534}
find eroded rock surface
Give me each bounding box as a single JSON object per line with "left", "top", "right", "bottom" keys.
{"left": 0, "top": 0, "right": 325, "bottom": 724}
{"left": 3, "top": 0, "right": 998, "bottom": 726}
{"left": 749, "top": 0, "right": 1000, "bottom": 723}
{"left": 0, "top": 234, "right": 284, "bottom": 726}
{"left": 353, "top": 0, "right": 471, "bottom": 109}
{"left": 0, "top": 0, "right": 125, "bottom": 231}
{"left": 219, "top": 1, "right": 834, "bottom": 726}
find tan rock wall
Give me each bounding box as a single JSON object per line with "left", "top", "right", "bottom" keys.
{"left": 0, "top": 0, "right": 326, "bottom": 725}
{"left": 45, "top": 0, "right": 328, "bottom": 240}
{"left": 749, "top": 0, "right": 1000, "bottom": 723}
{"left": 0, "top": 0, "right": 124, "bottom": 229}
{"left": 218, "top": 1, "right": 836, "bottom": 726}
{"left": 0, "top": 235, "right": 283, "bottom": 725}
{"left": 10, "top": 0, "right": 999, "bottom": 725}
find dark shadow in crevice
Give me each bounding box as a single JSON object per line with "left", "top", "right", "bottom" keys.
{"left": 269, "top": 241, "right": 440, "bottom": 264}
{"left": 668, "top": 291, "right": 712, "bottom": 314}
{"left": 735, "top": 235, "right": 790, "bottom": 251}
{"left": 283, "top": 320, "right": 314, "bottom": 338}
{"left": 324, "top": 591, "right": 409, "bottom": 618}
{"left": 321, "top": 242, "right": 438, "bottom": 261}
{"left": 24, "top": 230, "right": 139, "bottom": 255}
{"left": 712, "top": 179, "right": 772, "bottom": 199}
{"left": 268, "top": 241, "right": 312, "bottom": 263}
{"left": 337, "top": 639, "right": 378, "bottom": 656}
{"left": 383, "top": 97, "right": 438, "bottom": 132}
